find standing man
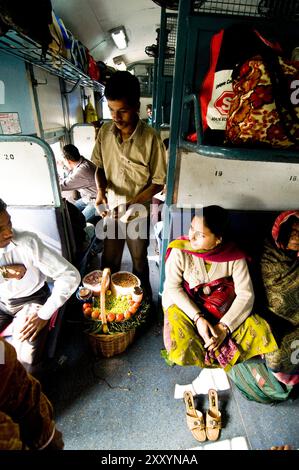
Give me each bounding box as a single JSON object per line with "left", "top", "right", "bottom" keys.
{"left": 0, "top": 199, "right": 80, "bottom": 374}
{"left": 146, "top": 104, "right": 153, "bottom": 126}
{"left": 60, "top": 144, "right": 98, "bottom": 223}
{"left": 91, "top": 71, "right": 167, "bottom": 298}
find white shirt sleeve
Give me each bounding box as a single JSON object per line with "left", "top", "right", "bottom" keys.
{"left": 27, "top": 235, "right": 80, "bottom": 320}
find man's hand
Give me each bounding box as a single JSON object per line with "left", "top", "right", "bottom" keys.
{"left": 19, "top": 310, "right": 48, "bottom": 342}
{"left": 95, "top": 190, "right": 108, "bottom": 217}
{"left": 1, "top": 264, "right": 26, "bottom": 280}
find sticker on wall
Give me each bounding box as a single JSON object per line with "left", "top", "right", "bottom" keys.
{"left": 0, "top": 112, "right": 22, "bottom": 135}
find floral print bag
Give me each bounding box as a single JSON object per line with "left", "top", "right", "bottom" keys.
{"left": 225, "top": 49, "right": 299, "bottom": 149}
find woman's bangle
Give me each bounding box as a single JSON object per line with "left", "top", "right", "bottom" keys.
{"left": 219, "top": 322, "right": 230, "bottom": 335}
{"left": 193, "top": 313, "right": 204, "bottom": 324}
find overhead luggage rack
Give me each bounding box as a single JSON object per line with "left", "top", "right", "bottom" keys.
{"left": 193, "top": 0, "right": 262, "bottom": 16}
{"left": 0, "top": 30, "right": 104, "bottom": 93}
{"left": 193, "top": 0, "right": 299, "bottom": 19}
{"left": 153, "top": 0, "right": 299, "bottom": 18}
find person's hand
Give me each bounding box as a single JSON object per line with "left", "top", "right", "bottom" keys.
{"left": 195, "top": 317, "right": 218, "bottom": 348}
{"left": 207, "top": 323, "right": 228, "bottom": 351}
{"left": 95, "top": 190, "right": 108, "bottom": 217}
{"left": 44, "top": 428, "right": 64, "bottom": 450}
{"left": 19, "top": 310, "right": 48, "bottom": 342}
{"left": 1, "top": 264, "right": 27, "bottom": 280}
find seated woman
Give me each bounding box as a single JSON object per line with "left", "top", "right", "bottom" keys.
{"left": 259, "top": 210, "right": 299, "bottom": 384}
{"left": 162, "top": 205, "right": 278, "bottom": 371}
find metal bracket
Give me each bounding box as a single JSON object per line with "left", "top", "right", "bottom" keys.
{"left": 32, "top": 78, "right": 48, "bottom": 86}
{"left": 63, "top": 78, "right": 82, "bottom": 94}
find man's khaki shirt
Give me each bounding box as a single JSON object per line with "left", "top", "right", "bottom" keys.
{"left": 91, "top": 119, "right": 167, "bottom": 210}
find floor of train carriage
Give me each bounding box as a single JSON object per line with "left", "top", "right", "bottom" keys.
{"left": 41, "top": 230, "right": 299, "bottom": 451}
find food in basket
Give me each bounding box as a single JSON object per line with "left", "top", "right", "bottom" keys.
{"left": 112, "top": 272, "right": 139, "bottom": 287}
{"left": 78, "top": 287, "right": 92, "bottom": 300}
{"left": 83, "top": 270, "right": 102, "bottom": 285}
{"left": 84, "top": 294, "right": 150, "bottom": 338}
{"left": 132, "top": 286, "right": 143, "bottom": 303}
{"left": 111, "top": 271, "right": 141, "bottom": 297}
{"left": 82, "top": 269, "right": 103, "bottom": 294}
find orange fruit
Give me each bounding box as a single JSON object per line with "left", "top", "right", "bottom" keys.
{"left": 124, "top": 310, "right": 131, "bottom": 320}
{"left": 115, "top": 312, "right": 124, "bottom": 322}
{"left": 107, "top": 312, "right": 116, "bottom": 322}
{"left": 91, "top": 309, "right": 99, "bottom": 319}
{"left": 84, "top": 307, "right": 92, "bottom": 317}
{"left": 128, "top": 305, "right": 138, "bottom": 314}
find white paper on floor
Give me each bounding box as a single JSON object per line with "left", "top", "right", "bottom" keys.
{"left": 174, "top": 368, "right": 230, "bottom": 399}
{"left": 188, "top": 436, "right": 249, "bottom": 450}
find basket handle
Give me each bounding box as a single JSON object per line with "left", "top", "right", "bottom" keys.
{"left": 100, "top": 267, "right": 110, "bottom": 325}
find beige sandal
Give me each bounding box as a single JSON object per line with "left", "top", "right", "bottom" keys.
{"left": 206, "top": 388, "right": 222, "bottom": 441}
{"left": 183, "top": 391, "right": 206, "bottom": 442}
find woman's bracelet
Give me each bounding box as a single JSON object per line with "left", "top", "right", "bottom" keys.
{"left": 219, "top": 322, "right": 230, "bottom": 335}
{"left": 193, "top": 313, "right": 204, "bottom": 324}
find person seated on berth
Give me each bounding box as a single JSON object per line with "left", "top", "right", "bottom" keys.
{"left": 162, "top": 205, "right": 278, "bottom": 371}
{"left": 0, "top": 337, "right": 64, "bottom": 450}
{"left": 0, "top": 198, "right": 80, "bottom": 375}
{"left": 60, "top": 144, "right": 98, "bottom": 223}
{"left": 259, "top": 210, "right": 299, "bottom": 384}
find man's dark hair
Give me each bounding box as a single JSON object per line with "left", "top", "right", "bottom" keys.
{"left": 63, "top": 144, "right": 81, "bottom": 162}
{"left": 0, "top": 198, "right": 7, "bottom": 213}
{"left": 104, "top": 71, "right": 140, "bottom": 107}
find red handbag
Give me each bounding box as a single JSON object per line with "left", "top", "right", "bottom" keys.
{"left": 194, "top": 277, "right": 236, "bottom": 319}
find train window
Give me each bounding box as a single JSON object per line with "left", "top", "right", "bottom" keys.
{"left": 70, "top": 124, "right": 97, "bottom": 161}
{"left": 127, "top": 62, "right": 154, "bottom": 97}
{"left": 101, "top": 97, "right": 111, "bottom": 120}
{"left": 50, "top": 141, "right": 63, "bottom": 161}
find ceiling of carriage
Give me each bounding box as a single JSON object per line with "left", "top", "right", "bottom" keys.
{"left": 51, "top": 0, "right": 162, "bottom": 67}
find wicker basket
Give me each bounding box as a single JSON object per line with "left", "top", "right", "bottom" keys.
{"left": 87, "top": 328, "right": 136, "bottom": 358}
{"left": 86, "top": 268, "right": 137, "bottom": 357}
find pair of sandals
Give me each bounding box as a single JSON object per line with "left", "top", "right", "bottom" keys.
{"left": 184, "top": 389, "right": 221, "bottom": 442}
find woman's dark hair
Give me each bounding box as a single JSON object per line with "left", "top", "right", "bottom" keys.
{"left": 0, "top": 198, "right": 7, "bottom": 213}
{"left": 278, "top": 215, "right": 297, "bottom": 248}
{"left": 63, "top": 144, "right": 81, "bottom": 162}
{"left": 194, "top": 205, "right": 229, "bottom": 240}
{"left": 104, "top": 71, "right": 140, "bottom": 107}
